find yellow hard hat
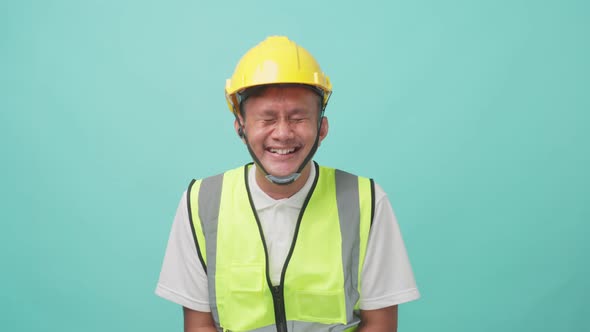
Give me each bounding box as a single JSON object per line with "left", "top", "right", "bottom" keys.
{"left": 225, "top": 36, "right": 332, "bottom": 115}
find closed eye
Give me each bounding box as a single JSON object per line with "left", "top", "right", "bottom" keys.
{"left": 290, "top": 116, "right": 310, "bottom": 123}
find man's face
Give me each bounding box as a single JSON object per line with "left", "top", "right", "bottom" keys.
{"left": 235, "top": 85, "right": 328, "bottom": 178}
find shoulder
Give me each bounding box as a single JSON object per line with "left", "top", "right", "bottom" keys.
{"left": 188, "top": 164, "right": 250, "bottom": 189}
{"left": 317, "top": 164, "right": 388, "bottom": 197}
{"left": 318, "top": 164, "right": 374, "bottom": 182}
{"left": 372, "top": 181, "right": 389, "bottom": 205}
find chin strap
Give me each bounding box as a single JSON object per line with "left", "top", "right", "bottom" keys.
{"left": 265, "top": 173, "right": 301, "bottom": 185}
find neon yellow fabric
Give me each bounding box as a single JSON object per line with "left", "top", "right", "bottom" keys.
{"left": 216, "top": 167, "right": 275, "bottom": 330}
{"left": 189, "top": 165, "right": 374, "bottom": 331}
{"left": 356, "top": 177, "right": 372, "bottom": 310}
{"left": 188, "top": 179, "right": 207, "bottom": 265}
{"left": 283, "top": 167, "right": 346, "bottom": 324}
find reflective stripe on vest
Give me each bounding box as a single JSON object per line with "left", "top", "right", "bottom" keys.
{"left": 187, "top": 162, "right": 374, "bottom": 332}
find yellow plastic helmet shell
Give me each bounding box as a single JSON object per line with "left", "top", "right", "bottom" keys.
{"left": 225, "top": 36, "right": 332, "bottom": 115}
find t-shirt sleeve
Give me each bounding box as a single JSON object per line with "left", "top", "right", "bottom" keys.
{"left": 359, "top": 183, "right": 420, "bottom": 310}
{"left": 155, "top": 191, "right": 211, "bottom": 312}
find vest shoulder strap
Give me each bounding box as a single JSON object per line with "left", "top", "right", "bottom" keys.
{"left": 187, "top": 170, "right": 228, "bottom": 273}
{"left": 331, "top": 167, "right": 375, "bottom": 310}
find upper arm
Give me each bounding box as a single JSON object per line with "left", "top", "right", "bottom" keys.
{"left": 360, "top": 184, "right": 420, "bottom": 309}
{"left": 155, "top": 192, "right": 211, "bottom": 311}
{"left": 359, "top": 305, "right": 398, "bottom": 332}
{"left": 183, "top": 307, "right": 217, "bottom": 332}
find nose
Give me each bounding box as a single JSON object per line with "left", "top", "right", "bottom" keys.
{"left": 271, "top": 118, "right": 294, "bottom": 140}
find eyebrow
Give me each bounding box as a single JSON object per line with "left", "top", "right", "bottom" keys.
{"left": 259, "top": 108, "right": 309, "bottom": 117}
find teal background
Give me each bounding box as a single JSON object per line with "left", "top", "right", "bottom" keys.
{"left": 1, "top": 0, "right": 588, "bottom": 331}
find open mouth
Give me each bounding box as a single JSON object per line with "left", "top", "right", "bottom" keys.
{"left": 266, "top": 147, "right": 301, "bottom": 155}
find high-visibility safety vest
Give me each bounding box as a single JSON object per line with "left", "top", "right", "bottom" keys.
{"left": 187, "top": 162, "right": 375, "bottom": 332}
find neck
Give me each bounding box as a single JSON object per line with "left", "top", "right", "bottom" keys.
{"left": 255, "top": 162, "right": 313, "bottom": 200}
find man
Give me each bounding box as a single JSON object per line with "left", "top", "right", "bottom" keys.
{"left": 156, "top": 36, "right": 420, "bottom": 331}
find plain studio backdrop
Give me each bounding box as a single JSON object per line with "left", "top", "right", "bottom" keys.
{"left": 1, "top": 0, "right": 588, "bottom": 331}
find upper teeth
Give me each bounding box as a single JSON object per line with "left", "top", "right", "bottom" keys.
{"left": 270, "top": 148, "right": 295, "bottom": 155}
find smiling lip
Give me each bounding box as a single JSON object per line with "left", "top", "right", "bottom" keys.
{"left": 268, "top": 147, "right": 296, "bottom": 155}
{"left": 266, "top": 145, "right": 302, "bottom": 155}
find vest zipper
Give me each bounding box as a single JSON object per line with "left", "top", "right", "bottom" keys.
{"left": 272, "top": 285, "right": 287, "bottom": 332}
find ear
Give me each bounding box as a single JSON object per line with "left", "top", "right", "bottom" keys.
{"left": 318, "top": 116, "right": 329, "bottom": 145}
{"left": 234, "top": 118, "right": 246, "bottom": 142}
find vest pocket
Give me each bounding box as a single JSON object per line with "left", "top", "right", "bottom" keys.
{"left": 223, "top": 265, "right": 274, "bottom": 331}
{"left": 293, "top": 290, "right": 346, "bottom": 323}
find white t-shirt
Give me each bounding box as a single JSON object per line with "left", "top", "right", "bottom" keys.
{"left": 156, "top": 165, "right": 420, "bottom": 311}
